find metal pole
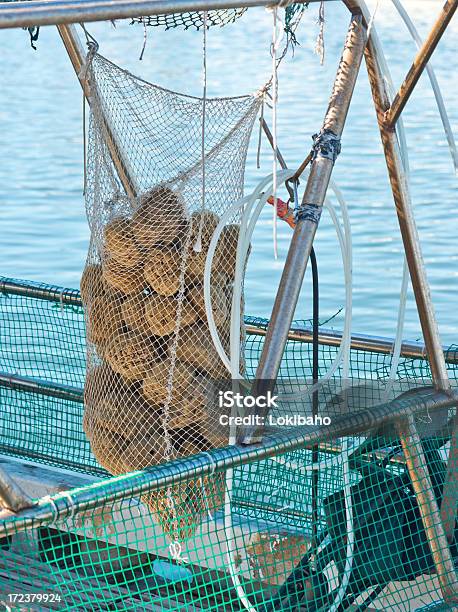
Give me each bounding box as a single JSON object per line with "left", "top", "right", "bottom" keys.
{"left": 4, "top": 274, "right": 457, "bottom": 364}
{"left": 0, "top": 467, "right": 34, "bottom": 513}
{"left": 57, "top": 24, "right": 137, "bottom": 199}
{"left": 384, "top": 0, "right": 458, "bottom": 129}
{"left": 0, "top": 371, "right": 83, "bottom": 403}
{"left": 239, "top": 14, "right": 367, "bottom": 444}
{"left": 363, "top": 34, "right": 458, "bottom": 541}
{"left": 0, "top": 0, "right": 327, "bottom": 30}
{"left": 363, "top": 40, "right": 450, "bottom": 392}
{"left": 245, "top": 323, "right": 458, "bottom": 364}
{"left": 397, "top": 415, "right": 458, "bottom": 600}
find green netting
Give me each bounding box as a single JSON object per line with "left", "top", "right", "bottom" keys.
{"left": 0, "top": 427, "right": 456, "bottom": 611}
{"left": 130, "top": 8, "right": 247, "bottom": 30}
{"left": 1, "top": 276, "right": 458, "bottom": 475}
{"left": 0, "top": 276, "right": 457, "bottom": 610}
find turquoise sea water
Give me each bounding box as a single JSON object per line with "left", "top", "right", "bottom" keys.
{"left": 0, "top": 1, "right": 456, "bottom": 343}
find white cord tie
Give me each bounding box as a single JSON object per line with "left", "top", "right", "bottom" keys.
{"left": 42, "top": 495, "right": 60, "bottom": 522}
{"left": 169, "top": 540, "right": 189, "bottom": 564}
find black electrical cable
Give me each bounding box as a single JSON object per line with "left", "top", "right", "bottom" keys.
{"left": 264, "top": 247, "right": 322, "bottom": 612}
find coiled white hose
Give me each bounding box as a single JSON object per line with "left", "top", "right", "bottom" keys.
{"left": 203, "top": 169, "right": 356, "bottom": 612}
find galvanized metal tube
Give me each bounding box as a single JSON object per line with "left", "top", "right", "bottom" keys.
{"left": 0, "top": 276, "right": 82, "bottom": 307}
{"left": 385, "top": 0, "right": 458, "bottom": 129}
{"left": 246, "top": 324, "right": 458, "bottom": 364}
{"left": 239, "top": 14, "right": 367, "bottom": 444}
{"left": 57, "top": 24, "right": 137, "bottom": 199}
{"left": 0, "top": 0, "right": 327, "bottom": 30}
{"left": 397, "top": 415, "right": 458, "bottom": 600}
{"left": 0, "top": 467, "right": 35, "bottom": 513}
{"left": 2, "top": 387, "right": 456, "bottom": 539}
{"left": 0, "top": 372, "right": 83, "bottom": 403}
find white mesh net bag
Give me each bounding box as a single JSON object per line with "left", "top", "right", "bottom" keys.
{"left": 81, "top": 52, "right": 262, "bottom": 539}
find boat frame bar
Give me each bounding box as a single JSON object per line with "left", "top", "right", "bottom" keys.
{"left": 1, "top": 387, "right": 457, "bottom": 537}
{"left": 0, "top": 0, "right": 325, "bottom": 29}
{"left": 57, "top": 24, "right": 137, "bottom": 198}
{"left": 3, "top": 275, "right": 457, "bottom": 366}
{"left": 359, "top": 5, "right": 458, "bottom": 546}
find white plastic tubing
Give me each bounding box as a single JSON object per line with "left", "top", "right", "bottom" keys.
{"left": 203, "top": 169, "right": 355, "bottom": 612}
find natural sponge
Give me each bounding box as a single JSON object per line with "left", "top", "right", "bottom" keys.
{"left": 85, "top": 294, "right": 124, "bottom": 346}
{"left": 89, "top": 425, "right": 128, "bottom": 475}
{"left": 80, "top": 263, "right": 107, "bottom": 304}
{"left": 122, "top": 433, "right": 168, "bottom": 471}
{"left": 187, "top": 284, "right": 229, "bottom": 327}
{"left": 103, "top": 256, "right": 145, "bottom": 295}
{"left": 214, "top": 223, "right": 240, "bottom": 279}
{"left": 142, "top": 360, "right": 195, "bottom": 406}
{"left": 84, "top": 362, "right": 124, "bottom": 409}
{"left": 247, "top": 533, "right": 309, "bottom": 586}
{"left": 133, "top": 186, "right": 188, "bottom": 248}
{"left": 144, "top": 246, "right": 182, "bottom": 297}
{"left": 91, "top": 391, "right": 158, "bottom": 440}
{"left": 144, "top": 488, "right": 199, "bottom": 541}
{"left": 105, "top": 331, "right": 164, "bottom": 382}
{"left": 121, "top": 294, "right": 150, "bottom": 335}
{"left": 144, "top": 294, "right": 197, "bottom": 337}
{"left": 176, "top": 323, "right": 225, "bottom": 376}
{"left": 104, "top": 217, "right": 143, "bottom": 268}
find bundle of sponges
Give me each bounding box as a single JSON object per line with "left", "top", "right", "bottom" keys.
{"left": 81, "top": 185, "right": 238, "bottom": 537}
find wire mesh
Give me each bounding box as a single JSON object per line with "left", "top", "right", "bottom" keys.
{"left": 130, "top": 8, "right": 247, "bottom": 30}
{"left": 0, "top": 277, "right": 457, "bottom": 609}
{"left": 0, "top": 424, "right": 456, "bottom": 611}
{"left": 1, "top": 276, "right": 458, "bottom": 474}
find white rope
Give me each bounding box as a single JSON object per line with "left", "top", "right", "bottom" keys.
{"left": 41, "top": 495, "right": 59, "bottom": 522}
{"left": 315, "top": 0, "right": 325, "bottom": 65}
{"left": 139, "top": 21, "right": 148, "bottom": 60}
{"left": 60, "top": 490, "right": 77, "bottom": 521}
{"left": 269, "top": 7, "right": 284, "bottom": 260}
{"left": 366, "top": 0, "right": 382, "bottom": 39}
{"left": 168, "top": 539, "right": 189, "bottom": 564}
{"left": 198, "top": 450, "right": 218, "bottom": 521}
{"left": 194, "top": 10, "right": 208, "bottom": 253}
{"left": 256, "top": 92, "right": 266, "bottom": 170}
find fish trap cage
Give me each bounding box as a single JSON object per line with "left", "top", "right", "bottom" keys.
{"left": 1, "top": 277, "right": 458, "bottom": 611}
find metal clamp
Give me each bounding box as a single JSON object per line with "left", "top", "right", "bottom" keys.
{"left": 311, "top": 128, "right": 341, "bottom": 163}
{"left": 295, "top": 203, "right": 322, "bottom": 224}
